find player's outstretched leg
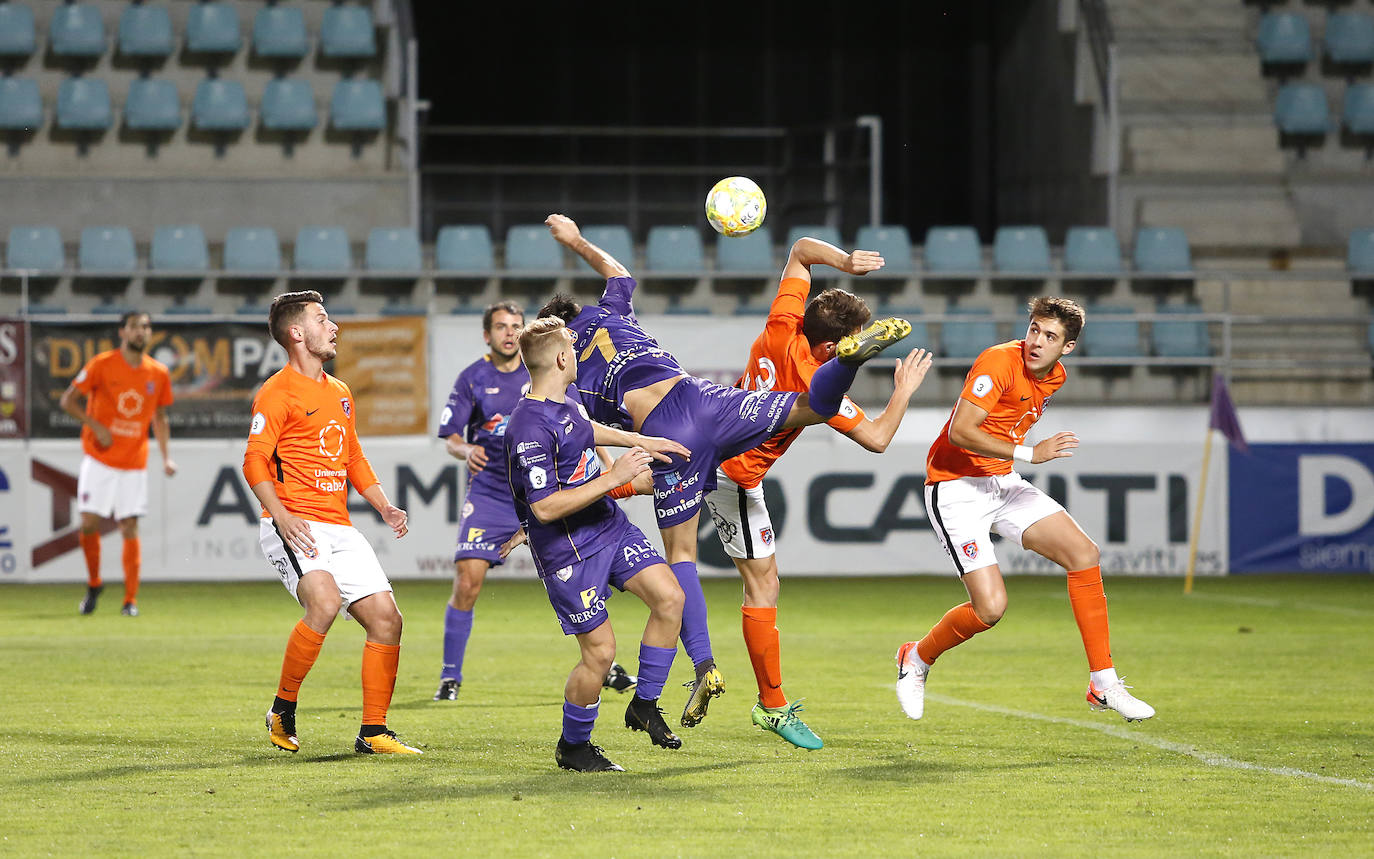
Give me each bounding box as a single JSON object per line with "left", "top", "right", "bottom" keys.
{"left": 836, "top": 317, "right": 913, "bottom": 366}
{"left": 802, "top": 317, "right": 911, "bottom": 421}
{"left": 623, "top": 643, "right": 680, "bottom": 749}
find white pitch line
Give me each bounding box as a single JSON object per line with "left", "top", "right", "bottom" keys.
{"left": 1185, "top": 592, "right": 1374, "bottom": 618}
{"left": 925, "top": 693, "right": 1374, "bottom": 792}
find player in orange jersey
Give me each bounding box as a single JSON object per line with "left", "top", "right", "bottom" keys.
{"left": 245, "top": 291, "right": 421, "bottom": 755}
{"left": 895, "top": 297, "right": 1155, "bottom": 723}
{"left": 60, "top": 311, "right": 175, "bottom": 618}
{"left": 705, "top": 237, "right": 932, "bottom": 748}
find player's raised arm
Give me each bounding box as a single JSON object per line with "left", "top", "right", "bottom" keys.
{"left": 782, "top": 236, "right": 884, "bottom": 282}
{"left": 546, "top": 213, "right": 631, "bottom": 279}
{"left": 845, "top": 348, "right": 933, "bottom": 452}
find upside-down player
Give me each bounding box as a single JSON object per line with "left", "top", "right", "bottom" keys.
{"left": 245, "top": 291, "right": 423, "bottom": 755}
{"left": 706, "top": 237, "right": 933, "bottom": 748}
{"left": 541, "top": 213, "right": 910, "bottom": 728}
{"left": 895, "top": 297, "right": 1155, "bottom": 722}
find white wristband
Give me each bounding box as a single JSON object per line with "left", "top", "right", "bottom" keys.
{"left": 1013, "top": 444, "right": 1034, "bottom": 463}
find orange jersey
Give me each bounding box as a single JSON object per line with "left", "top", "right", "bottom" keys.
{"left": 720, "top": 277, "right": 866, "bottom": 489}
{"left": 925, "top": 340, "right": 1066, "bottom": 483}
{"left": 72, "top": 350, "right": 174, "bottom": 470}
{"left": 243, "top": 365, "right": 379, "bottom": 526}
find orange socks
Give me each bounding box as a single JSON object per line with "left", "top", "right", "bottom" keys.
{"left": 361, "top": 641, "right": 400, "bottom": 727}
{"left": 916, "top": 602, "right": 992, "bottom": 666}
{"left": 79, "top": 531, "right": 101, "bottom": 588}
{"left": 1066, "top": 565, "right": 1113, "bottom": 671}
{"left": 741, "top": 606, "right": 786, "bottom": 709}
{"left": 277, "top": 620, "right": 326, "bottom": 702}
{"left": 121, "top": 538, "right": 140, "bottom": 605}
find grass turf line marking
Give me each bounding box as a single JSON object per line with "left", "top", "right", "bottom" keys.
{"left": 1185, "top": 592, "right": 1374, "bottom": 618}
{"left": 925, "top": 693, "right": 1374, "bottom": 792}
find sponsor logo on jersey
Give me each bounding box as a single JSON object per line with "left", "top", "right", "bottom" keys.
{"left": 482, "top": 413, "right": 509, "bottom": 437}
{"left": 760, "top": 527, "right": 774, "bottom": 546}
{"left": 318, "top": 420, "right": 346, "bottom": 459}
{"left": 570, "top": 448, "right": 600, "bottom": 482}
{"left": 485, "top": 387, "right": 500, "bottom": 394}
{"left": 340, "top": 398, "right": 351, "bottom": 418}
{"left": 555, "top": 565, "right": 573, "bottom": 582}
{"left": 654, "top": 470, "right": 700, "bottom": 500}
{"left": 461, "top": 500, "right": 474, "bottom": 519}
{"left": 621, "top": 537, "right": 657, "bottom": 566}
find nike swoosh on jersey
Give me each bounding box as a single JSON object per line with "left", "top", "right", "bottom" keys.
{"left": 306, "top": 408, "right": 319, "bottom": 416}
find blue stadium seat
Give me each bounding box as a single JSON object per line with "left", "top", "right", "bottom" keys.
{"left": 56, "top": 76, "right": 111, "bottom": 130}
{"left": 434, "top": 225, "right": 494, "bottom": 271}
{"left": 855, "top": 225, "right": 915, "bottom": 273}
{"left": 192, "top": 78, "right": 249, "bottom": 130}
{"left": 49, "top": 3, "right": 105, "bottom": 57}
{"left": 330, "top": 79, "right": 384, "bottom": 130}
{"left": 151, "top": 225, "right": 208, "bottom": 272}
{"left": 260, "top": 77, "right": 316, "bottom": 130}
{"left": 79, "top": 226, "right": 137, "bottom": 272}
{"left": 942, "top": 307, "right": 999, "bottom": 359}
{"left": 1274, "top": 83, "right": 1330, "bottom": 135}
{"left": 0, "top": 77, "right": 41, "bottom": 130}
{"left": 164, "top": 304, "right": 214, "bottom": 314}
{"left": 1151, "top": 304, "right": 1210, "bottom": 358}
{"left": 1347, "top": 227, "right": 1374, "bottom": 273}
{"left": 294, "top": 227, "right": 350, "bottom": 271}
{"left": 253, "top": 5, "right": 308, "bottom": 58}
{"left": 923, "top": 226, "right": 981, "bottom": 272}
{"left": 993, "top": 226, "right": 1052, "bottom": 273}
{"left": 580, "top": 225, "right": 634, "bottom": 271}
{"left": 1064, "top": 226, "right": 1123, "bottom": 273}
{"left": 1133, "top": 227, "right": 1191, "bottom": 273}
{"left": 186, "top": 2, "right": 240, "bottom": 54}
{"left": 715, "top": 226, "right": 774, "bottom": 273}
{"left": 0, "top": 2, "right": 36, "bottom": 57}
{"left": 223, "top": 227, "right": 281, "bottom": 272}
{"left": 1079, "top": 306, "right": 1142, "bottom": 358}
{"left": 1325, "top": 11, "right": 1374, "bottom": 65}
{"left": 504, "top": 224, "right": 563, "bottom": 271}
{"left": 118, "top": 3, "right": 173, "bottom": 57}
{"left": 646, "top": 226, "right": 704, "bottom": 272}
{"left": 1256, "top": 11, "right": 1311, "bottom": 65}
{"left": 321, "top": 4, "right": 375, "bottom": 58}
{"left": 1342, "top": 83, "right": 1374, "bottom": 135}
{"left": 124, "top": 78, "right": 179, "bottom": 130}
{"left": 6, "top": 225, "right": 63, "bottom": 272}
{"left": 785, "top": 225, "right": 843, "bottom": 250}
{"left": 365, "top": 227, "right": 421, "bottom": 272}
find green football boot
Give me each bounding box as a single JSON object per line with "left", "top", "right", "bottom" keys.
{"left": 751, "top": 700, "right": 823, "bottom": 750}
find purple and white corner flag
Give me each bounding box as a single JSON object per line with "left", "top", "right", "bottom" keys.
{"left": 1208, "top": 373, "right": 1248, "bottom": 454}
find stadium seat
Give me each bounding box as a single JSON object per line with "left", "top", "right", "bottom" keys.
{"left": 0, "top": 2, "right": 36, "bottom": 58}
{"left": 993, "top": 226, "right": 1052, "bottom": 273}
{"left": 151, "top": 225, "right": 208, "bottom": 272}
{"left": 118, "top": 3, "right": 174, "bottom": 58}
{"left": 185, "top": 1, "right": 241, "bottom": 54}
{"left": 1132, "top": 227, "right": 1191, "bottom": 273}
{"left": 1256, "top": 11, "right": 1311, "bottom": 65}
{"left": 646, "top": 226, "right": 705, "bottom": 272}
{"left": 580, "top": 225, "right": 634, "bottom": 271}
{"left": 785, "top": 225, "right": 843, "bottom": 250}
{"left": 0, "top": 76, "right": 41, "bottom": 130}
{"left": 330, "top": 79, "right": 385, "bottom": 130}
{"left": 1064, "top": 227, "right": 1123, "bottom": 273}
{"left": 1346, "top": 227, "right": 1374, "bottom": 273}
{"left": 1325, "top": 11, "right": 1374, "bottom": 65}
{"left": 164, "top": 304, "right": 214, "bottom": 314}
{"left": 79, "top": 227, "right": 137, "bottom": 272}
{"left": 252, "top": 5, "right": 308, "bottom": 58}
{"left": 1151, "top": 304, "right": 1211, "bottom": 357}
{"left": 365, "top": 227, "right": 422, "bottom": 271}
{"left": 715, "top": 226, "right": 774, "bottom": 273}
{"left": 855, "top": 225, "right": 915, "bottom": 273}
{"left": 294, "top": 227, "right": 350, "bottom": 272}
{"left": 124, "top": 78, "right": 179, "bottom": 130}
{"left": 1342, "top": 83, "right": 1374, "bottom": 135}
{"left": 923, "top": 226, "right": 981, "bottom": 272}
{"left": 5, "top": 225, "right": 63, "bottom": 272}
{"left": 1079, "top": 306, "right": 1142, "bottom": 358}
{"left": 56, "top": 76, "right": 111, "bottom": 130}
{"left": 942, "top": 307, "right": 1000, "bottom": 359}
{"left": 1274, "top": 83, "right": 1330, "bottom": 136}
{"left": 260, "top": 77, "right": 316, "bottom": 131}
{"left": 192, "top": 78, "right": 249, "bottom": 130}
{"left": 504, "top": 224, "right": 563, "bottom": 271}
{"left": 223, "top": 227, "right": 281, "bottom": 272}
{"left": 434, "top": 225, "right": 494, "bottom": 271}
{"left": 49, "top": 3, "right": 105, "bottom": 57}
{"left": 320, "top": 4, "right": 376, "bottom": 58}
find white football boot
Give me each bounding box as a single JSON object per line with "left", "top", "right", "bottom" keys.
{"left": 1086, "top": 678, "right": 1155, "bottom": 722}
{"left": 895, "top": 641, "right": 929, "bottom": 720}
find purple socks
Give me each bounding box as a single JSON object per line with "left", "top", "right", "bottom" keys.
{"left": 441, "top": 604, "right": 473, "bottom": 683}
{"left": 807, "top": 357, "right": 859, "bottom": 418}
{"left": 634, "top": 642, "right": 676, "bottom": 701}
{"left": 670, "top": 561, "right": 713, "bottom": 667}
{"left": 561, "top": 698, "right": 598, "bottom": 744}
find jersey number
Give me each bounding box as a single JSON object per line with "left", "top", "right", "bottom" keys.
{"left": 579, "top": 328, "right": 617, "bottom": 363}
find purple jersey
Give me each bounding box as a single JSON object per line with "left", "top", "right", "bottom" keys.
{"left": 438, "top": 356, "right": 528, "bottom": 490}
{"left": 565, "top": 276, "right": 686, "bottom": 428}
{"left": 505, "top": 394, "right": 624, "bottom": 576}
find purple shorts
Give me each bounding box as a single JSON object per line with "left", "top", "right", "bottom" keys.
{"left": 639, "top": 377, "right": 798, "bottom": 528}
{"left": 454, "top": 478, "right": 522, "bottom": 566}
{"left": 541, "top": 519, "right": 666, "bottom": 635}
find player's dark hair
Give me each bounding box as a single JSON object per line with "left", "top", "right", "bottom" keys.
{"left": 537, "top": 293, "right": 581, "bottom": 325}
{"left": 483, "top": 300, "right": 524, "bottom": 331}
{"left": 1028, "top": 296, "right": 1084, "bottom": 342}
{"left": 802, "top": 288, "right": 872, "bottom": 346}
{"left": 118, "top": 310, "right": 149, "bottom": 329}
{"left": 268, "top": 290, "right": 325, "bottom": 348}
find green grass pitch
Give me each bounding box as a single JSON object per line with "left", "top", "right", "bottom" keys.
{"left": 3, "top": 574, "right": 1370, "bottom": 856}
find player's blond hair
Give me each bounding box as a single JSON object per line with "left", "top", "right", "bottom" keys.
{"left": 1028, "top": 296, "right": 1085, "bottom": 342}
{"left": 519, "top": 316, "right": 569, "bottom": 372}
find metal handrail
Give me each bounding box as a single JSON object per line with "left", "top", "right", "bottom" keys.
{"left": 1078, "top": 0, "right": 1115, "bottom": 111}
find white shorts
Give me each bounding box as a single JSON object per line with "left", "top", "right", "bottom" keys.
{"left": 704, "top": 469, "right": 776, "bottom": 560}
{"left": 258, "top": 518, "right": 391, "bottom": 611}
{"left": 924, "top": 472, "right": 1065, "bottom": 575}
{"left": 77, "top": 455, "right": 148, "bottom": 520}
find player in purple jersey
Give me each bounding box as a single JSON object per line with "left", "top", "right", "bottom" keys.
{"left": 506, "top": 317, "right": 689, "bottom": 772}
{"left": 541, "top": 213, "right": 911, "bottom": 728}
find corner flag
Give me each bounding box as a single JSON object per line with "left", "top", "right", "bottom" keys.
{"left": 1208, "top": 373, "right": 1248, "bottom": 454}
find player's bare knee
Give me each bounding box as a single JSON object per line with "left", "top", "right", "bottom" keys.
{"left": 654, "top": 584, "right": 685, "bottom": 620}
{"left": 583, "top": 637, "right": 616, "bottom": 676}
{"left": 974, "top": 597, "right": 1007, "bottom": 626}
{"left": 118, "top": 519, "right": 138, "bottom": 539}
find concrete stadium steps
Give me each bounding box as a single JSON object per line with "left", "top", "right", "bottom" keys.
{"left": 1106, "top": 0, "right": 1250, "bottom": 34}
{"left": 1127, "top": 188, "right": 1303, "bottom": 248}
{"left": 1117, "top": 53, "right": 1268, "bottom": 111}
{"left": 1124, "top": 119, "right": 1284, "bottom": 174}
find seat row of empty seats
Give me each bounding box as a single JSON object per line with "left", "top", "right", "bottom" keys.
{"left": 913, "top": 305, "right": 1213, "bottom": 360}
{"left": 1257, "top": 10, "right": 1374, "bottom": 67}
{"left": 1273, "top": 80, "right": 1374, "bottom": 135}
{"left": 0, "top": 74, "right": 384, "bottom": 132}
{"left": 0, "top": 2, "right": 377, "bottom": 61}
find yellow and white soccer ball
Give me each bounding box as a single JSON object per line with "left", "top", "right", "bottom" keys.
{"left": 705, "top": 176, "right": 767, "bottom": 238}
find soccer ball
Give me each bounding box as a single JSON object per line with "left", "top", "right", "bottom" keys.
{"left": 705, "top": 176, "right": 767, "bottom": 238}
